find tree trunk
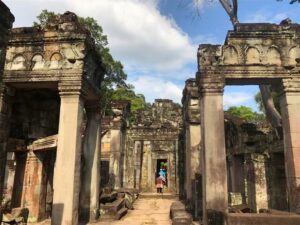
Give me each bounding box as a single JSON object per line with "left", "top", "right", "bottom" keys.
{"left": 259, "top": 85, "right": 282, "bottom": 128}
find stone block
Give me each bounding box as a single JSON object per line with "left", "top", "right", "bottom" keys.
{"left": 172, "top": 210, "right": 193, "bottom": 225}
{"left": 170, "top": 202, "right": 185, "bottom": 219}
{"left": 99, "top": 191, "right": 118, "bottom": 204}
{"left": 114, "top": 208, "right": 127, "bottom": 220}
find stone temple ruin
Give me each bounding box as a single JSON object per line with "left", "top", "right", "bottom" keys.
{"left": 1, "top": 1, "right": 300, "bottom": 225}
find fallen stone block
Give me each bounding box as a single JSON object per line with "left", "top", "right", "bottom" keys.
{"left": 100, "top": 198, "right": 125, "bottom": 220}
{"left": 99, "top": 191, "right": 118, "bottom": 204}
{"left": 115, "top": 208, "right": 128, "bottom": 220}
{"left": 170, "top": 202, "right": 185, "bottom": 219}
{"left": 172, "top": 210, "right": 193, "bottom": 225}
{"left": 124, "top": 198, "right": 134, "bottom": 210}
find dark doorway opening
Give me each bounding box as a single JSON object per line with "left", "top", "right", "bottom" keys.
{"left": 100, "top": 160, "right": 109, "bottom": 188}
{"left": 156, "top": 159, "right": 168, "bottom": 187}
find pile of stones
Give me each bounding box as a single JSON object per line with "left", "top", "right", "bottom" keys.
{"left": 99, "top": 188, "right": 138, "bottom": 221}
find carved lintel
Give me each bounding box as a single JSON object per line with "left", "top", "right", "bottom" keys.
{"left": 197, "top": 75, "right": 225, "bottom": 94}
{"left": 280, "top": 78, "right": 300, "bottom": 94}
{"left": 58, "top": 81, "right": 87, "bottom": 97}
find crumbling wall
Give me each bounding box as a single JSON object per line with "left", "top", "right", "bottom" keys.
{"left": 225, "top": 115, "right": 287, "bottom": 212}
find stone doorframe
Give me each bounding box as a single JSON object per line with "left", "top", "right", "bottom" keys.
{"left": 124, "top": 131, "right": 179, "bottom": 192}
{"left": 197, "top": 23, "right": 300, "bottom": 225}
{"left": 151, "top": 152, "right": 171, "bottom": 192}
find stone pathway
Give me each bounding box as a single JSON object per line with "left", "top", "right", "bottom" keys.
{"left": 32, "top": 193, "right": 201, "bottom": 225}
{"left": 97, "top": 193, "right": 176, "bottom": 225}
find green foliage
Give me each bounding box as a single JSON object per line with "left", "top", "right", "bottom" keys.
{"left": 160, "top": 162, "right": 167, "bottom": 169}
{"left": 33, "top": 10, "right": 145, "bottom": 116}
{"left": 227, "top": 106, "right": 264, "bottom": 122}
{"left": 111, "top": 87, "right": 147, "bottom": 112}
{"left": 33, "top": 10, "right": 56, "bottom": 28}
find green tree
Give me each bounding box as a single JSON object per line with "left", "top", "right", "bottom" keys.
{"left": 33, "top": 10, "right": 145, "bottom": 115}
{"left": 111, "top": 86, "right": 147, "bottom": 113}
{"left": 227, "top": 106, "right": 262, "bottom": 122}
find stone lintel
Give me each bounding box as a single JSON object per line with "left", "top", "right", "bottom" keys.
{"left": 28, "top": 135, "right": 58, "bottom": 151}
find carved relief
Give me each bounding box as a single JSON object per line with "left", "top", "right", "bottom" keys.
{"left": 266, "top": 46, "right": 281, "bottom": 65}
{"left": 49, "top": 52, "right": 62, "bottom": 69}
{"left": 246, "top": 47, "right": 260, "bottom": 64}
{"left": 11, "top": 55, "right": 26, "bottom": 70}
{"left": 31, "top": 54, "right": 44, "bottom": 70}
{"left": 223, "top": 45, "right": 238, "bottom": 64}
{"left": 288, "top": 46, "right": 300, "bottom": 65}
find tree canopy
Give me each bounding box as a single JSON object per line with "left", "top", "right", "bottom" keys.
{"left": 227, "top": 106, "right": 264, "bottom": 122}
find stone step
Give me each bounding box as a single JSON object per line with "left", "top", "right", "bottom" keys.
{"left": 139, "top": 192, "right": 178, "bottom": 199}
{"left": 115, "top": 207, "right": 128, "bottom": 220}
{"left": 100, "top": 198, "right": 125, "bottom": 219}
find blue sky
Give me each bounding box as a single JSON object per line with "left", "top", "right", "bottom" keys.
{"left": 3, "top": 0, "right": 300, "bottom": 111}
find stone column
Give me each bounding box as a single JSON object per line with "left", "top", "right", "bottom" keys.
{"left": 0, "top": 2, "right": 14, "bottom": 212}
{"left": 245, "top": 154, "right": 268, "bottom": 212}
{"left": 79, "top": 102, "right": 101, "bottom": 223}
{"left": 280, "top": 78, "right": 300, "bottom": 213}
{"left": 198, "top": 76, "right": 227, "bottom": 225}
{"left": 109, "top": 128, "right": 122, "bottom": 189}
{"left": 185, "top": 126, "right": 192, "bottom": 200}
{"left": 21, "top": 151, "right": 47, "bottom": 222}
{"left": 134, "top": 141, "right": 142, "bottom": 189}
{"left": 52, "top": 87, "right": 84, "bottom": 225}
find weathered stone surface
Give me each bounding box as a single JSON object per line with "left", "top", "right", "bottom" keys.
{"left": 226, "top": 213, "right": 300, "bottom": 225}
{"left": 0, "top": 2, "right": 14, "bottom": 221}
{"left": 0, "top": 11, "right": 104, "bottom": 225}
{"left": 197, "top": 21, "right": 300, "bottom": 223}
{"left": 182, "top": 78, "right": 202, "bottom": 218}
{"left": 124, "top": 99, "right": 182, "bottom": 193}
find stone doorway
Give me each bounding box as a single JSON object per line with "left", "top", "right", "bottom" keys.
{"left": 197, "top": 23, "right": 300, "bottom": 224}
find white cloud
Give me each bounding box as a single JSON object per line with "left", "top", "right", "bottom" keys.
{"left": 244, "top": 10, "right": 288, "bottom": 23}
{"left": 4, "top": 0, "right": 196, "bottom": 72}
{"left": 129, "top": 76, "right": 183, "bottom": 103}
{"left": 192, "top": 33, "right": 222, "bottom": 45}
{"left": 224, "top": 92, "right": 253, "bottom": 108}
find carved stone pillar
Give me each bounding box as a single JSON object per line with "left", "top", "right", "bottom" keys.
{"left": 134, "top": 141, "right": 142, "bottom": 189}
{"left": 109, "top": 127, "right": 122, "bottom": 189}
{"left": 21, "top": 151, "right": 47, "bottom": 222}
{"left": 79, "top": 102, "right": 101, "bottom": 223}
{"left": 198, "top": 76, "right": 227, "bottom": 225}
{"left": 280, "top": 78, "right": 300, "bottom": 213}
{"left": 108, "top": 101, "right": 129, "bottom": 190}
{"left": 0, "top": 2, "right": 14, "bottom": 212}
{"left": 52, "top": 85, "right": 84, "bottom": 225}
{"left": 245, "top": 154, "right": 268, "bottom": 212}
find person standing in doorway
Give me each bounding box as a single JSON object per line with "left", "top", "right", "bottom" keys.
{"left": 156, "top": 175, "right": 164, "bottom": 193}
